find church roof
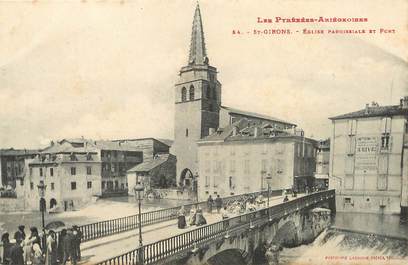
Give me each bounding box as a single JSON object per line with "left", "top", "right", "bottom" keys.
{"left": 188, "top": 3, "right": 208, "bottom": 66}
{"left": 221, "top": 106, "right": 296, "bottom": 127}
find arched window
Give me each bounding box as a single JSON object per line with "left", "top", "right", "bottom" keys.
{"left": 181, "top": 87, "right": 187, "bottom": 102}
{"left": 189, "top": 85, "right": 195, "bottom": 100}
{"left": 212, "top": 87, "right": 217, "bottom": 100}
{"left": 205, "top": 83, "right": 210, "bottom": 99}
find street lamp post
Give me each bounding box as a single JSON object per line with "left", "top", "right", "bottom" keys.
{"left": 266, "top": 174, "right": 272, "bottom": 208}
{"left": 193, "top": 172, "right": 199, "bottom": 203}
{"left": 134, "top": 183, "right": 144, "bottom": 264}
{"left": 37, "top": 181, "right": 47, "bottom": 250}
{"left": 266, "top": 174, "right": 272, "bottom": 221}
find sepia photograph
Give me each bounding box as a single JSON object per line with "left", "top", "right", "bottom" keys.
{"left": 0, "top": 0, "right": 407, "bottom": 264}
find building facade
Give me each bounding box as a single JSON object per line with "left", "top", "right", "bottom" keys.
{"left": 0, "top": 149, "right": 39, "bottom": 188}
{"left": 329, "top": 97, "right": 408, "bottom": 218}
{"left": 26, "top": 138, "right": 144, "bottom": 211}
{"left": 314, "top": 139, "right": 330, "bottom": 190}
{"left": 127, "top": 153, "right": 177, "bottom": 195}
{"left": 172, "top": 4, "right": 296, "bottom": 188}
{"left": 197, "top": 119, "right": 316, "bottom": 200}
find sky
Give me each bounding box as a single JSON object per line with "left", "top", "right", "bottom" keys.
{"left": 0, "top": 0, "right": 407, "bottom": 149}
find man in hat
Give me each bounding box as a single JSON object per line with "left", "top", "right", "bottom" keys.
{"left": 72, "top": 225, "right": 82, "bottom": 261}
{"left": 13, "top": 226, "right": 25, "bottom": 242}
{"left": 62, "top": 229, "right": 76, "bottom": 265}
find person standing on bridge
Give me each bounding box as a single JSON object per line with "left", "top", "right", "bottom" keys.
{"left": 72, "top": 225, "right": 82, "bottom": 261}
{"left": 45, "top": 230, "right": 57, "bottom": 265}
{"left": 207, "top": 195, "right": 214, "bottom": 213}
{"left": 188, "top": 205, "right": 197, "bottom": 226}
{"left": 62, "top": 229, "right": 76, "bottom": 265}
{"left": 177, "top": 206, "right": 187, "bottom": 229}
{"left": 283, "top": 195, "right": 289, "bottom": 202}
{"left": 215, "top": 195, "right": 223, "bottom": 213}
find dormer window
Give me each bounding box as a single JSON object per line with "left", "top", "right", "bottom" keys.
{"left": 70, "top": 153, "right": 77, "bottom": 161}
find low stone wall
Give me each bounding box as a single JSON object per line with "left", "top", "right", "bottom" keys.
{"left": 0, "top": 197, "right": 26, "bottom": 212}
{"left": 148, "top": 188, "right": 193, "bottom": 200}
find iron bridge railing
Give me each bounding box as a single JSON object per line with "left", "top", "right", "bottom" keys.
{"left": 96, "top": 189, "right": 335, "bottom": 265}
{"left": 60, "top": 189, "right": 281, "bottom": 243}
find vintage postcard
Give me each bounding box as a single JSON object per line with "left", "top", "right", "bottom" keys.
{"left": 0, "top": 0, "right": 407, "bottom": 265}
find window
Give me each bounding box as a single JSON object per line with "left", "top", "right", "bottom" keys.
{"left": 71, "top": 167, "right": 76, "bottom": 176}
{"left": 181, "top": 87, "right": 187, "bottom": 102}
{"left": 30, "top": 182, "right": 34, "bottom": 190}
{"left": 206, "top": 83, "right": 210, "bottom": 99}
{"left": 87, "top": 166, "right": 92, "bottom": 175}
{"left": 229, "top": 176, "right": 235, "bottom": 189}
{"left": 347, "top": 135, "right": 356, "bottom": 155}
{"left": 229, "top": 160, "right": 236, "bottom": 173}
{"left": 86, "top": 153, "right": 92, "bottom": 161}
{"left": 189, "top": 85, "right": 195, "bottom": 100}
{"left": 348, "top": 120, "right": 357, "bottom": 135}
{"left": 102, "top": 181, "right": 106, "bottom": 189}
{"left": 261, "top": 159, "right": 267, "bottom": 173}
{"left": 205, "top": 175, "right": 210, "bottom": 187}
{"left": 51, "top": 183, "right": 55, "bottom": 191}
{"left": 244, "top": 160, "right": 250, "bottom": 174}
{"left": 87, "top": 181, "right": 92, "bottom": 189}
{"left": 377, "top": 174, "right": 387, "bottom": 190}
{"left": 185, "top": 128, "right": 189, "bottom": 137}
{"left": 70, "top": 153, "right": 77, "bottom": 161}
{"left": 344, "top": 198, "right": 351, "bottom": 203}
{"left": 381, "top": 134, "right": 390, "bottom": 150}
{"left": 262, "top": 143, "right": 268, "bottom": 154}
{"left": 205, "top": 160, "right": 211, "bottom": 173}
{"left": 29, "top": 168, "right": 33, "bottom": 177}
{"left": 230, "top": 145, "right": 236, "bottom": 156}
{"left": 39, "top": 168, "right": 43, "bottom": 177}
{"left": 277, "top": 159, "right": 284, "bottom": 174}
{"left": 50, "top": 168, "right": 53, "bottom": 177}
{"left": 71, "top": 182, "right": 77, "bottom": 190}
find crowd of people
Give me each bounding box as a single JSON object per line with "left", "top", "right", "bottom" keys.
{"left": 1, "top": 225, "right": 82, "bottom": 265}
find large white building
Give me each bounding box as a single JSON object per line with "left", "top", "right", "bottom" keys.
{"left": 329, "top": 97, "right": 408, "bottom": 220}
{"left": 197, "top": 119, "right": 317, "bottom": 200}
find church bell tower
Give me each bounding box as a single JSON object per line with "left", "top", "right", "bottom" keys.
{"left": 173, "top": 3, "right": 222, "bottom": 185}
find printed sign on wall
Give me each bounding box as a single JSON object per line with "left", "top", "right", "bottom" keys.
{"left": 355, "top": 136, "right": 378, "bottom": 174}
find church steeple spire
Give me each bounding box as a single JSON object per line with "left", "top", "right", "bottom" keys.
{"left": 188, "top": 2, "right": 208, "bottom": 65}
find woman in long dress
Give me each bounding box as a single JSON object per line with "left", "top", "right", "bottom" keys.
{"left": 195, "top": 208, "right": 207, "bottom": 226}
{"left": 45, "top": 230, "right": 57, "bottom": 265}
{"left": 177, "top": 206, "right": 187, "bottom": 229}
{"left": 188, "top": 205, "right": 197, "bottom": 226}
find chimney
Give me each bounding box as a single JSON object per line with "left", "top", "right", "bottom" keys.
{"left": 209, "top": 128, "right": 215, "bottom": 135}
{"left": 401, "top": 96, "right": 408, "bottom": 109}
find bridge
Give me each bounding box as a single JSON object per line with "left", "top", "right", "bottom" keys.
{"left": 79, "top": 189, "right": 335, "bottom": 265}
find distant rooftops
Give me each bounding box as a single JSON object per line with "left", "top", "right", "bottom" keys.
{"left": 0, "top": 148, "right": 41, "bottom": 156}
{"left": 221, "top": 106, "right": 296, "bottom": 127}
{"left": 330, "top": 97, "right": 408, "bottom": 120}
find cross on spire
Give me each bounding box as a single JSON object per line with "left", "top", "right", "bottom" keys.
{"left": 188, "top": 2, "right": 209, "bottom": 65}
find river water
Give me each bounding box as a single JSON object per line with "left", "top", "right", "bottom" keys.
{"left": 278, "top": 212, "right": 408, "bottom": 265}
{"left": 0, "top": 196, "right": 188, "bottom": 236}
